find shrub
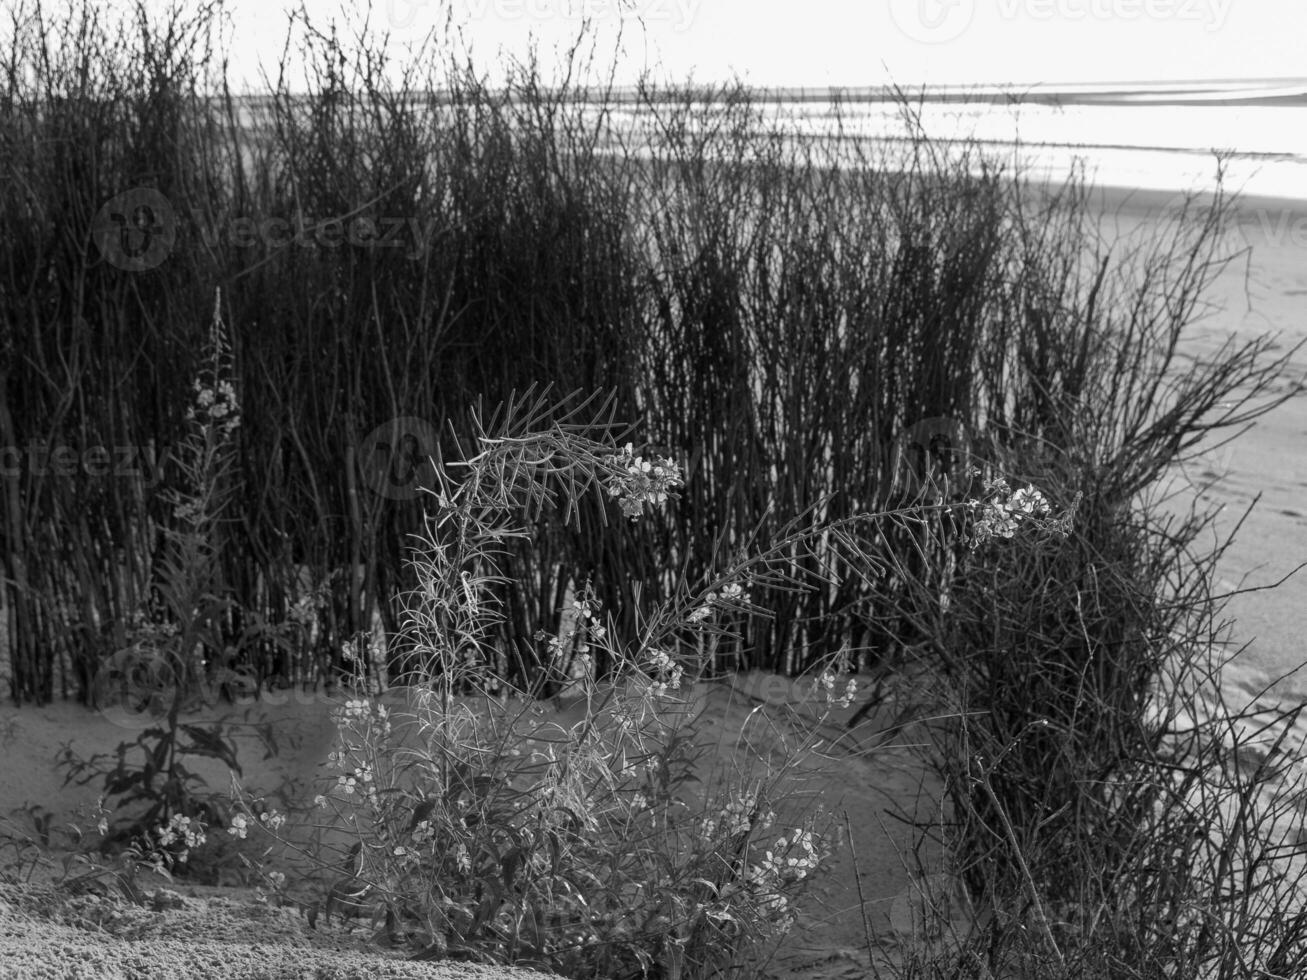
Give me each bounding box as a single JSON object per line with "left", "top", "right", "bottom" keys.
{"left": 223, "top": 390, "right": 1076, "bottom": 978}
{"left": 864, "top": 186, "right": 1307, "bottom": 979}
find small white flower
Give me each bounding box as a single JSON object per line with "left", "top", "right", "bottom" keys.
{"left": 840, "top": 678, "right": 858, "bottom": 708}
{"left": 1010, "top": 486, "right": 1049, "bottom": 515}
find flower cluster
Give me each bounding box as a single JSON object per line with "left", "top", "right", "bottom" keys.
{"left": 603, "top": 443, "right": 683, "bottom": 520}
{"left": 816, "top": 670, "right": 858, "bottom": 709}
{"left": 227, "top": 806, "right": 285, "bottom": 839}
{"left": 185, "top": 296, "right": 241, "bottom": 441}
{"left": 336, "top": 765, "right": 378, "bottom": 804}
{"left": 740, "top": 828, "right": 828, "bottom": 932}
{"left": 411, "top": 818, "right": 436, "bottom": 846}
{"left": 647, "top": 647, "right": 683, "bottom": 698}
{"left": 750, "top": 829, "right": 822, "bottom": 886}
{"left": 340, "top": 634, "right": 366, "bottom": 663}
{"left": 687, "top": 580, "right": 752, "bottom": 624}
{"left": 254, "top": 869, "right": 287, "bottom": 904}
{"left": 320, "top": 698, "right": 394, "bottom": 813}
{"left": 569, "top": 594, "right": 606, "bottom": 646}
{"left": 536, "top": 586, "right": 608, "bottom": 702}
{"left": 330, "top": 697, "right": 391, "bottom": 739}
{"left": 185, "top": 377, "right": 241, "bottom": 439}
{"left": 171, "top": 296, "right": 241, "bottom": 526}
{"left": 539, "top": 592, "right": 606, "bottom": 655}
{"left": 969, "top": 478, "right": 1068, "bottom": 548}
{"left": 287, "top": 591, "right": 320, "bottom": 629}
{"left": 155, "top": 812, "right": 206, "bottom": 861}
{"left": 709, "top": 792, "right": 775, "bottom": 839}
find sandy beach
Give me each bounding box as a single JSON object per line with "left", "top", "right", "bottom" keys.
{"left": 1078, "top": 183, "right": 1307, "bottom": 697}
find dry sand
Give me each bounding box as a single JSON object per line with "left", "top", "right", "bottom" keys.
{"left": 0, "top": 675, "right": 949, "bottom": 979}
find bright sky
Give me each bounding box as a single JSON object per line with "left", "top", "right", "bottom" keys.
{"left": 161, "top": 0, "right": 1307, "bottom": 91}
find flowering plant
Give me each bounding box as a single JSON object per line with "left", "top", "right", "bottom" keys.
{"left": 61, "top": 291, "right": 265, "bottom": 880}
{"left": 223, "top": 391, "right": 863, "bottom": 975}
{"left": 969, "top": 476, "right": 1079, "bottom": 549}
{"left": 602, "top": 442, "right": 684, "bottom": 519}
{"left": 221, "top": 392, "right": 1078, "bottom": 975}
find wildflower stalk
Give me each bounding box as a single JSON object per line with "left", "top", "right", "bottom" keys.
{"left": 59, "top": 290, "right": 246, "bottom": 865}
{"left": 157, "top": 287, "right": 241, "bottom": 709}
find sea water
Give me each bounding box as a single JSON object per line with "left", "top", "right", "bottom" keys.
{"left": 599, "top": 78, "right": 1307, "bottom": 203}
